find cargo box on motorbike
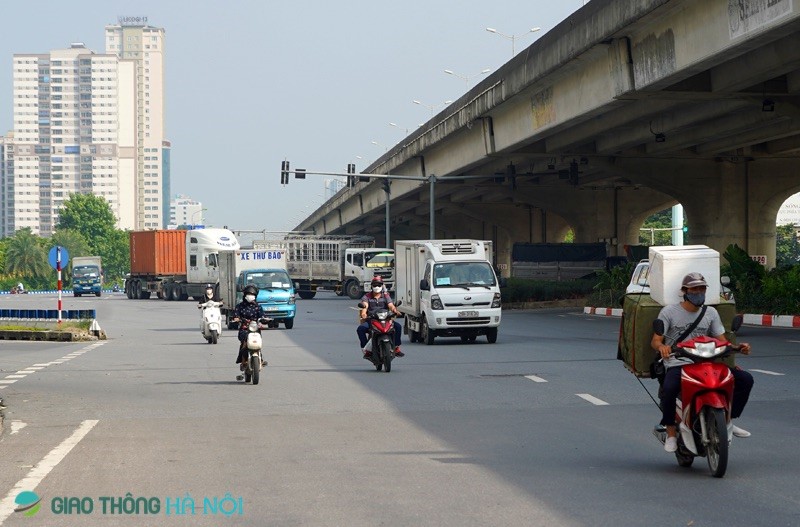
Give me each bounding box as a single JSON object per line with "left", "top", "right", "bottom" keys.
{"left": 618, "top": 293, "right": 737, "bottom": 377}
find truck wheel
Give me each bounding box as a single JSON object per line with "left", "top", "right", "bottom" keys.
{"left": 405, "top": 319, "right": 420, "bottom": 343}
{"left": 346, "top": 280, "right": 362, "bottom": 300}
{"left": 170, "top": 286, "right": 181, "bottom": 302}
{"left": 422, "top": 316, "right": 435, "bottom": 345}
{"left": 95, "top": 292, "right": 101, "bottom": 297}
{"left": 486, "top": 327, "right": 498, "bottom": 344}
{"left": 163, "top": 283, "right": 173, "bottom": 301}
{"left": 74, "top": 293, "right": 81, "bottom": 297}
{"left": 298, "top": 291, "right": 316, "bottom": 300}
{"left": 284, "top": 319, "right": 294, "bottom": 329}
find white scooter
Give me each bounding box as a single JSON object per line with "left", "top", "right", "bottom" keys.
{"left": 199, "top": 300, "right": 223, "bottom": 344}
{"left": 235, "top": 318, "right": 269, "bottom": 385}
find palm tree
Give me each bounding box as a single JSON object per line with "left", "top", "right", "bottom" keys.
{"left": 4, "top": 228, "right": 49, "bottom": 278}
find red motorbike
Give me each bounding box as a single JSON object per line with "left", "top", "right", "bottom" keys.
{"left": 652, "top": 334, "right": 742, "bottom": 478}
{"left": 359, "top": 302, "right": 402, "bottom": 373}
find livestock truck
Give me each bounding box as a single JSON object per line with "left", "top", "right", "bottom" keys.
{"left": 218, "top": 248, "right": 297, "bottom": 329}
{"left": 125, "top": 228, "right": 240, "bottom": 300}
{"left": 252, "top": 235, "right": 394, "bottom": 300}
{"left": 71, "top": 256, "right": 103, "bottom": 297}
{"left": 395, "top": 239, "right": 503, "bottom": 344}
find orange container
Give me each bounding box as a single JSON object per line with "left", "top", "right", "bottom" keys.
{"left": 129, "top": 230, "right": 187, "bottom": 276}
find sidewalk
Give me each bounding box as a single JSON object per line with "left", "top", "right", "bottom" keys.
{"left": 583, "top": 306, "right": 800, "bottom": 328}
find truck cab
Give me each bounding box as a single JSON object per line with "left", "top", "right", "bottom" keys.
{"left": 72, "top": 256, "right": 103, "bottom": 297}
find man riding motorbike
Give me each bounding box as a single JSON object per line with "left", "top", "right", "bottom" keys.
{"left": 357, "top": 276, "right": 404, "bottom": 358}
{"left": 233, "top": 284, "right": 265, "bottom": 367}
{"left": 651, "top": 272, "right": 754, "bottom": 453}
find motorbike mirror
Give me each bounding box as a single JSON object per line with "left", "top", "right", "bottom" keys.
{"left": 420, "top": 279, "right": 430, "bottom": 291}
{"left": 731, "top": 314, "right": 743, "bottom": 333}
{"left": 721, "top": 276, "right": 731, "bottom": 286}
{"left": 652, "top": 319, "right": 665, "bottom": 336}
{"left": 395, "top": 300, "right": 402, "bottom": 307}
{"left": 357, "top": 302, "right": 367, "bottom": 309}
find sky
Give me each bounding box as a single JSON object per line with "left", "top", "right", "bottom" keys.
{"left": 1, "top": 0, "right": 590, "bottom": 232}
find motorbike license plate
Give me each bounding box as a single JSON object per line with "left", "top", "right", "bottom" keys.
{"left": 458, "top": 311, "right": 478, "bottom": 317}
{"left": 265, "top": 306, "right": 279, "bottom": 311}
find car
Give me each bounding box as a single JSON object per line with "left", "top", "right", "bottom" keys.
{"left": 625, "top": 260, "right": 651, "bottom": 294}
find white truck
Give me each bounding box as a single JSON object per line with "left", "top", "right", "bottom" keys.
{"left": 218, "top": 248, "right": 296, "bottom": 330}
{"left": 126, "top": 228, "right": 240, "bottom": 300}
{"left": 395, "top": 239, "right": 503, "bottom": 345}
{"left": 252, "top": 235, "right": 394, "bottom": 300}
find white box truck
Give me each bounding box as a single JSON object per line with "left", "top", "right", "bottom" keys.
{"left": 218, "top": 249, "right": 296, "bottom": 329}
{"left": 395, "top": 239, "right": 502, "bottom": 345}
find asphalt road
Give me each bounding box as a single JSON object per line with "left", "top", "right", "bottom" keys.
{"left": 0, "top": 292, "right": 798, "bottom": 526}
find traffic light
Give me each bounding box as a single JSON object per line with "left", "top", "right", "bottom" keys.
{"left": 382, "top": 178, "right": 391, "bottom": 193}
{"left": 280, "top": 160, "right": 290, "bottom": 185}
{"left": 346, "top": 163, "right": 356, "bottom": 187}
{"left": 683, "top": 225, "right": 688, "bottom": 233}
{"left": 295, "top": 168, "right": 306, "bottom": 179}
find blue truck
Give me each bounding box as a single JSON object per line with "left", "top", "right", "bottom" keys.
{"left": 218, "top": 249, "right": 296, "bottom": 329}
{"left": 72, "top": 256, "right": 103, "bottom": 297}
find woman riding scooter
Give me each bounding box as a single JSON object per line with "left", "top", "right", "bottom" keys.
{"left": 233, "top": 285, "right": 265, "bottom": 367}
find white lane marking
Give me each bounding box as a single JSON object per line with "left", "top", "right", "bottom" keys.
{"left": 27, "top": 367, "right": 44, "bottom": 371}
{"left": 0, "top": 420, "right": 99, "bottom": 525}
{"left": 750, "top": 369, "right": 785, "bottom": 376}
{"left": 525, "top": 375, "right": 548, "bottom": 383}
{"left": 16, "top": 370, "right": 36, "bottom": 374}
{"left": 32, "top": 363, "right": 51, "bottom": 367}
{"left": 576, "top": 393, "right": 609, "bottom": 406}
{"left": 0, "top": 380, "right": 17, "bottom": 385}
{"left": 4, "top": 376, "right": 26, "bottom": 379}
{"left": 10, "top": 421, "right": 26, "bottom": 435}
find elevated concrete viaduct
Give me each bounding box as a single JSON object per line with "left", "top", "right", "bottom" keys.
{"left": 295, "top": 0, "right": 800, "bottom": 273}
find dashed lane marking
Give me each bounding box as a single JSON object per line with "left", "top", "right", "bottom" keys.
{"left": 576, "top": 393, "right": 609, "bottom": 406}
{"left": 524, "top": 375, "right": 548, "bottom": 383}
{"left": 750, "top": 369, "right": 785, "bottom": 376}
{"left": 1, "top": 342, "right": 106, "bottom": 388}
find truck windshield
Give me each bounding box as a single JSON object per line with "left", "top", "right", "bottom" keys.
{"left": 245, "top": 271, "right": 292, "bottom": 290}
{"left": 432, "top": 262, "right": 496, "bottom": 288}
{"left": 365, "top": 252, "right": 394, "bottom": 268}
{"left": 73, "top": 266, "right": 99, "bottom": 278}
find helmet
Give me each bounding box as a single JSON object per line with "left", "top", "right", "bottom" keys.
{"left": 205, "top": 283, "right": 214, "bottom": 290}
{"left": 371, "top": 276, "right": 383, "bottom": 287}
{"left": 681, "top": 272, "right": 708, "bottom": 289}
{"left": 243, "top": 284, "right": 259, "bottom": 297}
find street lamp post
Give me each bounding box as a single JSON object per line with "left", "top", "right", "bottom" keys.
{"left": 444, "top": 68, "right": 491, "bottom": 90}
{"left": 412, "top": 99, "right": 453, "bottom": 116}
{"left": 191, "top": 208, "right": 207, "bottom": 227}
{"left": 486, "top": 26, "right": 541, "bottom": 56}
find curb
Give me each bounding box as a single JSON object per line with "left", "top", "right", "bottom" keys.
{"left": 583, "top": 306, "right": 800, "bottom": 327}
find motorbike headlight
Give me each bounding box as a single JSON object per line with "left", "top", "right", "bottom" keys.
{"left": 491, "top": 292, "right": 501, "bottom": 308}
{"left": 248, "top": 321, "right": 258, "bottom": 332}
{"left": 688, "top": 341, "right": 726, "bottom": 359}
{"left": 431, "top": 294, "right": 443, "bottom": 310}
{"left": 376, "top": 311, "right": 389, "bottom": 321}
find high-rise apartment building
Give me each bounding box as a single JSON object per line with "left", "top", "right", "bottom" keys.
{"left": 2, "top": 18, "right": 169, "bottom": 237}
{"left": 6, "top": 43, "right": 127, "bottom": 236}
{"left": 105, "top": 18, "right": 167, "bottom": 230}
{"left": 169, "top": 194, "right": 203, "bottom": 228}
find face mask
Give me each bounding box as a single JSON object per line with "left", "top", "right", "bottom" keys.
{"left": 206, "top": 291, "right": 213, "bottom": 298}
{"left": 684, "top": 292, "right": 705, "bottom": 307}
{"left": 372, "top": 286, "right": 382, "bottom": 294}
{"left": 245, "top": 294, "right": 256, "bottom": 303}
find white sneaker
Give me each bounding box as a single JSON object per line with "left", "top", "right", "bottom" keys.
{"left": 732, "top": 425, "right": 751, "bottom": 438}
{"left": 664, "top": 436, "right": 678, "bottom": 452}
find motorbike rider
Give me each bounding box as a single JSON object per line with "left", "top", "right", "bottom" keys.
{"left": 651, "top": 272, "right": 754, "bottom": 453}
{"left": 357, "top": 276, "right": 404, "bottom": 358}
{"left": 197, "top": 283, "right": 220, "bottom": 307}
{"left": 233, "top": 284, "right": 265, "bottom": 366}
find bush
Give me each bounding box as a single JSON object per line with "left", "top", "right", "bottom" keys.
{"left": 586, "top": 262, "right": 635, "bottom": 307}
{"left": 501, "top": 277, "right": 598, "bottom": 303}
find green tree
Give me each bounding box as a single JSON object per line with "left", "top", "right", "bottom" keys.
{"left": 57, "top": 193, "right": 117, "bottom": 254}
{"left": 639, "top": 207, "right": 682, "bottom": 245}
{"left": 775, "top": 224, "right": 800, "bottom": 267}
{"left": 4, "top": 228, "right": 49, "bottom": 279}
{"left": 94, "top": 229, "right": 130, "bottom": 283}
